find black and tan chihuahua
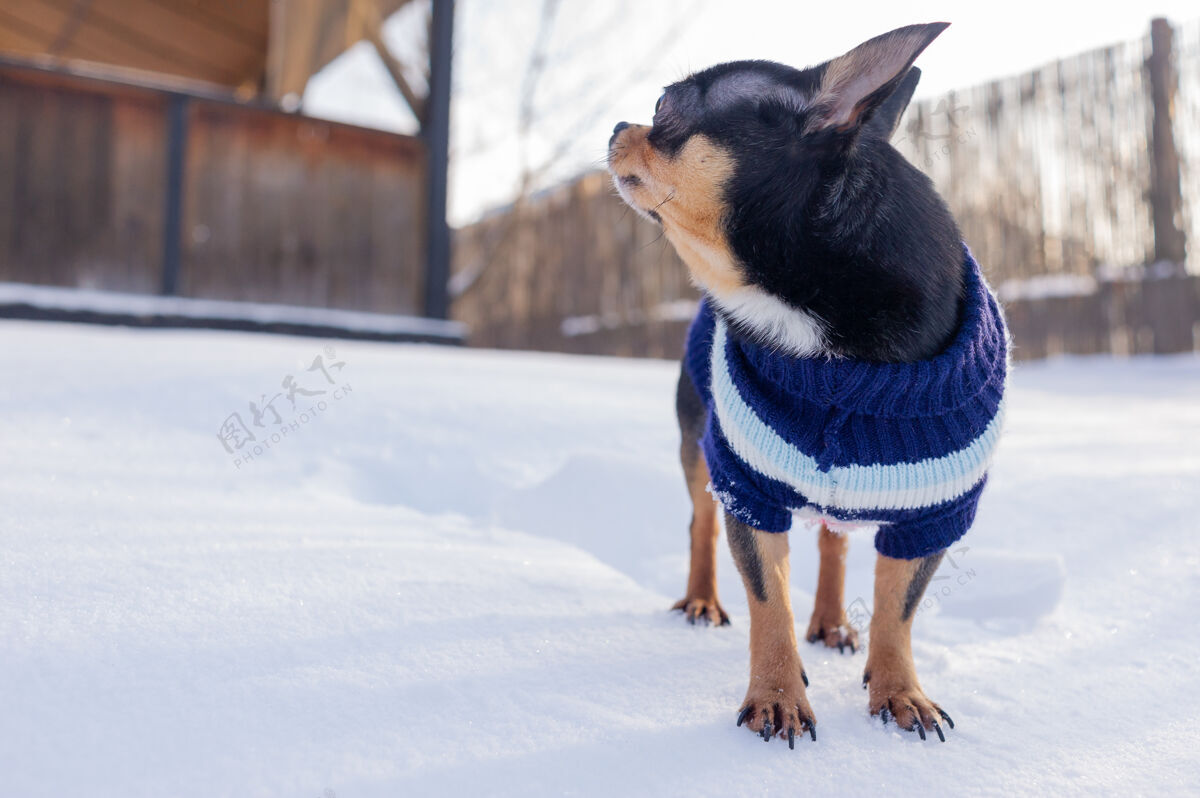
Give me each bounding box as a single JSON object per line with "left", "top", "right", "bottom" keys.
{"left": 608, "top": 23, "right": 1008, "bottom": 747}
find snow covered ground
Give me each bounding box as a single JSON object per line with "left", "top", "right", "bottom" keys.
{"left": 2, "top": 319, "right": 1198, "bottom": 797}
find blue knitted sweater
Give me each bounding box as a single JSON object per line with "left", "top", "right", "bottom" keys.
{"left": 684, "top": 247, "right": 1008, "bottom": 559}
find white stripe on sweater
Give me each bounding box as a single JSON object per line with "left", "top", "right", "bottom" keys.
{"left": 711, "top": 319, "right": 1005, "bottom": 512}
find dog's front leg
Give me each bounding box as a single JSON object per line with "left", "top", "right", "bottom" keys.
{"left": 863, "top": 551, "right": 954, "bottom": 741}
{"left": 726, "top": 514, "right": 815, "bottom": 747}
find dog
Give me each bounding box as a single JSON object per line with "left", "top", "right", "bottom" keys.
{"left": 607, "top": 23, "right": 1008, "bottom": 747}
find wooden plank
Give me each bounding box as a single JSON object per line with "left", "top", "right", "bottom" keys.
{"left": 67, "top": 0, "right": 267, "bottom": 83}
{"left": 0, "top": 70, "right": 18, "bottom": 267}
{"left": 179, "top": 99, "right": 425, "bottom": 315}
{"left": 0, "top": 72, "right": 139, "bottom": 288}
{"left": 1, "top": 0, "right": 268, "bottom": 88}
{"left": 151, "top": 0, "right": 267, "bottom": 44}
{"left": 110, "top": 93, "right": 168, "bottom": 293}
{"left": 0, "top": 7, "right": 64, "bottom": 53}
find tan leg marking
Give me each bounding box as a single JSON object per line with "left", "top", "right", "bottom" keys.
{"left": 804, "top": 525, "right": 859, "bottom": 653}
{"left": 671, "top": 451, "right": 728, "bottom": 625}
{"left": 863, "top": 552, "right": 953, "bottom": 741}
{"left": 728, "top": 520, "right": 815, "bottom": 746}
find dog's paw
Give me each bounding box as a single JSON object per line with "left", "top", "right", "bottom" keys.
{"left": 735, "top": 671, "right": 816, "bottom": 748}
{"left": 671, "top": 596, "right": 730, "bottom": 626}
{"left": 865, "top": 676, "right": 953, "bottom": 742}
{"left": 804, "top": 614, "right": 858, "bottom": 654}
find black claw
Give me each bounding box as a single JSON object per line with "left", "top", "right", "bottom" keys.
{"left": 911, "top": 710, "right": 926, "bottom": 741}
{"left": 736, "top": 706, "right": 753, "bottom": 727}
{"left": 801, "top": 670, "right": 809, "bottom": 688}
{"left": 788, "top": 727, "right": 795, "bottom": 749}
{"left": 937, "top": 708, "right": 955, "bottom": 729}
{"left": 686, "top": 612, "right": 695, "bottom": 625}
{"left": 879, "top": 707, "right": 890, "bottom": 725}
{"left": 862, "top": 670, "right": 870, "bottom": 689}
{"left": 838, "top": 642, "right": 845, "bottom": 654}
{"left": 808, "top": 722, "right": 817, "bottom": 742}
{"left": 762, "top": 717, "right": 772, "bottom": 741}
{"left": 720, "top": 616, "right": 731, "bottom": 626}
{"left": 932, "top": 720, "right": 945, "bottom": 742}
{"left": 849, "top": 641, "right": 856, "bottom": 654}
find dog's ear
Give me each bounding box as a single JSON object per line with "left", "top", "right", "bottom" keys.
{"left": 866, "top": 66, "right": 920, "bottom": 140}
{"left": 809, "top": 23, "right": 947, "bottom": 134}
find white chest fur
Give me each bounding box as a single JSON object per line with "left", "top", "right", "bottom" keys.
{"left": 714, "top": 285, "right": 829, "bottom": 358}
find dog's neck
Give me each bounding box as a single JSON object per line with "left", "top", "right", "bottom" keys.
{"left": 720, "top": 159, "right": 965, "bottom": 361}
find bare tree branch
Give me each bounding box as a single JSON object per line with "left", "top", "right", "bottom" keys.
{"left": 451, "top": 0, "right": 702, "bottom": 299}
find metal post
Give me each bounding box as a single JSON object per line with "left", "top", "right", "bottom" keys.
{"left": 422, "top": 0, "right": 454, "bottom": 319}
{"left": 161, "top": 93, "right": 189, "bottom": 295}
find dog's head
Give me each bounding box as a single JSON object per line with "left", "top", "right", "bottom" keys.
{"left": 607, "top": 23, "right": 948, "bottom": 325}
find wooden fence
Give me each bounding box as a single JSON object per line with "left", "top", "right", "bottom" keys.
{"left": 1004, "top": 273, "right": 1200, "bottom": 359}
{"left": 451, "top": 18, "right": 1200, "bottom": 361}
{"left": 452, "top": 172, "right": 695, "bottom": 358}
{"left": 0, "top": 59, "right": 427, "bottom": 315}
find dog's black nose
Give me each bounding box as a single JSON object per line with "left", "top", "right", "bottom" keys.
{"left": 612, "top": 121, "right": 630, "bottom": 136}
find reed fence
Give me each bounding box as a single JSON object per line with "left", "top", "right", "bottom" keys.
{"left": 452, "top": 18, "right": 1200, "bottom": 361}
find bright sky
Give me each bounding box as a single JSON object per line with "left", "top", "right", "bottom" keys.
{"left": 304, "top": 0, "right": 1200, "bottom": 226}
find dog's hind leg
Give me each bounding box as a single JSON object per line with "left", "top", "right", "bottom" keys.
{"left": 727, "top": 515, "right": 816, "bottom": 746}
{"left": 671, "top": 364, "right": 729, "bottom": 626}
{"left": 804, "top": 525, "right": 859, "bottom": 653}
{"left": 862, "top": 551, "right": 953, "bottom": 741}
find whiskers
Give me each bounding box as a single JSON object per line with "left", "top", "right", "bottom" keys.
{"left": 596, "top": 144, "right": 626, "bottom": 170}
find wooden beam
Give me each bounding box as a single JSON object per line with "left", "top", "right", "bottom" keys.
{"left": 350, "top": 0, "right": 424, "bottom": 122}
{"left": 1147, "top": 17, "right": 1186, "bottom": 265}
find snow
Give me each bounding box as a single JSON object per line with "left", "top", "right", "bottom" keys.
{"left": 995, "top": 273, "right": 1098, "bottom": 302}
{"left": 2, "top": 319, "right": 1199, "bottom": 796}
{"left": 993, "top": 261, "right": 1196, "bottom": 303}
{"left": 561, "top": 299, "right": 700, "bottom": 337}
{"left": 0, "top": 282, "right": 466, "bottom": 340}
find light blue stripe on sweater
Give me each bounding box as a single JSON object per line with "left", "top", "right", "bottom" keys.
{"left": 711, "top": 320, "right": 1004, "bottom": 512}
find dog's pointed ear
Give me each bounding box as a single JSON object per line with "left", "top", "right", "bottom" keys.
{"left": 809, "top": 23, "right": 947, "bottom": 134}
{"left": 867, "top": 66, "right": 920, "bottom": 140}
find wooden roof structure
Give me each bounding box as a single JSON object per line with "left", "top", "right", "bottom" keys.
{"left": 0, "top": 0, "right": 417, "bottom": 105}
{"left": 0, "top": 0, "right": 455, "bottom": 321}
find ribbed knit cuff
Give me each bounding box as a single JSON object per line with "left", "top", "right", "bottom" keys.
{"left": 704, "top": 449, "right": 794, "bottom": 533}
{"left": 871, "top": 479, "right": 985, "bottom": 559}
{"left": 727, "top": 502, "right": 793, "bottom": 533}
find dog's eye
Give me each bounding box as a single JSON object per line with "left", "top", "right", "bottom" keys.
{"left": 655, "top": 93, "right": 666, "bottom": 114}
